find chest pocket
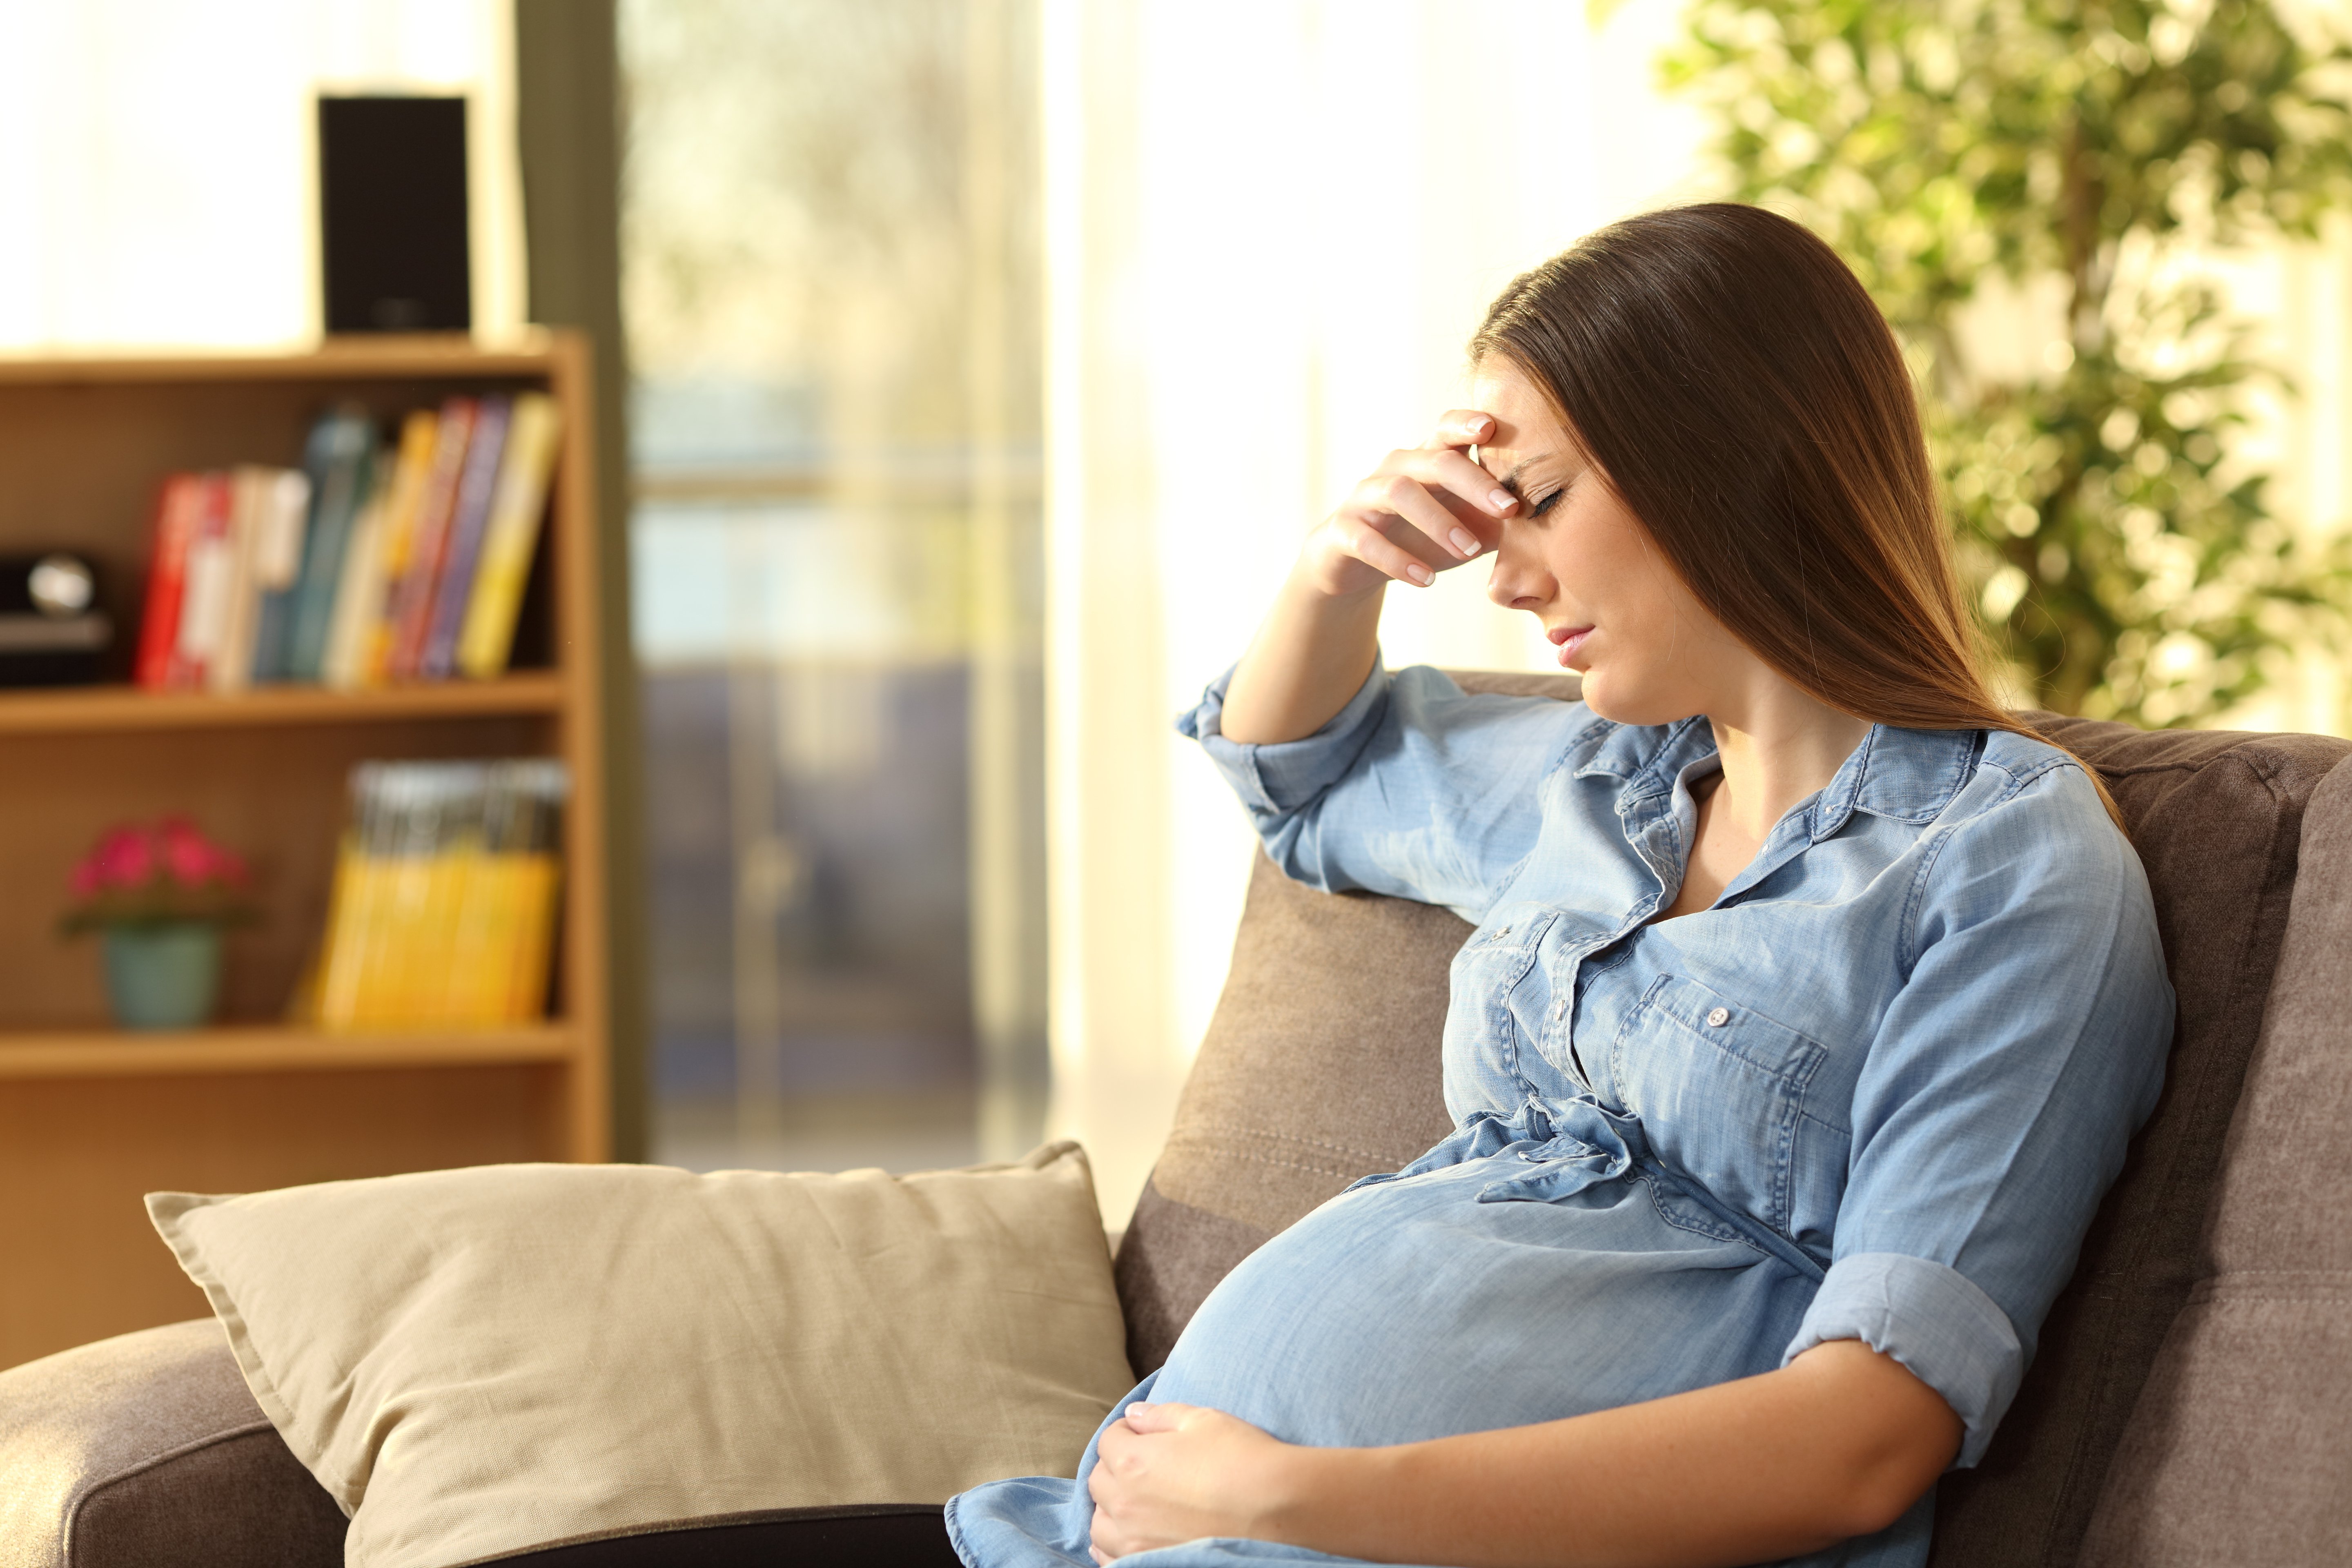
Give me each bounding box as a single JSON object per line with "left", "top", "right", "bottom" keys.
{"left": 1609, "top": 973, "right": 1826, "bottom": 1238}
{"left": 1445, "top": 909, "right": 1562, "bottom": 1105}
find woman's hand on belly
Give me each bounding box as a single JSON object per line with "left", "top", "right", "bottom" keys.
{"left": 1086, "top": 1341, "right": 1960, "bottom": 1567}
{"left": 1087, "top": 1401, "right": 1310, "bottom": 1563}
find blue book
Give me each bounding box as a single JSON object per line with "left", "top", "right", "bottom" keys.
{"left": 283, "top": 410, "right": 376, "bottom": 682}
{"left": 420, "top": 395, "right": 511, "bottom": 680}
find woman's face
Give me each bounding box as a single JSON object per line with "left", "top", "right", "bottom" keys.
{"left": 1470, "top": 358, "right": 1749, "bottom": 727}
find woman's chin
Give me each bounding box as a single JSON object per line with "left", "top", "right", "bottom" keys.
{"left": 1578, "top": 673, "right": 1693, "bottom": 729}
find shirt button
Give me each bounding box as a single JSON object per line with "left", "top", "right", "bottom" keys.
{"left": 1707, "top": 1007, "right": 1730, "bottom": 1027}
{"left": 1554, "top": 1000, "right": 1567, "bottom": 1020}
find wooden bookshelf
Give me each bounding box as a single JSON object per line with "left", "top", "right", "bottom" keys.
{"left": 0, "top": 332, "right": 611, "bottom": 1370}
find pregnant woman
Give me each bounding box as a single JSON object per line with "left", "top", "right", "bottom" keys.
{"left": 949, "top": 204, "right": 2174, "bottom": 1568}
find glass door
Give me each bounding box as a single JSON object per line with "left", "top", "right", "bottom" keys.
{"left": 619, "top": 0, "right": 1044, "bottom": 1172}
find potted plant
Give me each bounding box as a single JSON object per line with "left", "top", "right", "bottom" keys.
{"left": 61, "top": 817, "right": 255, "bottom": 1031}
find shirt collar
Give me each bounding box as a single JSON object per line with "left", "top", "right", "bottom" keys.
{"left": 1575, "top": 715, "right": 1981, "bottom": 836}
{"left": 1805, "top": 724, "right": 1982, "bottom": 838}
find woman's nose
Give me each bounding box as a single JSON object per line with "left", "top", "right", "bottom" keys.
{"left": 1485, "top": 537, "right": 1547, "bottom": 611}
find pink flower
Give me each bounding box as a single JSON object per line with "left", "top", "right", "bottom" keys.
{"left": 67, "top": 817, "right": 249, "bottom": 903}
{"left": 94, "top": 827, "right": 154, "bottom": 889}
{"left": 158, "top": 816, "right": 244, "bottom": 888}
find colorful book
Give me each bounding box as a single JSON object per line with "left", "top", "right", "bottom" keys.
{"left": 209, "top": 469, "right": 265, "bottom": 692}
{"left": 173, "top": 474, "right": 236, "bottom": 689}
{"left": 382, "top": 398, "right": 477, "bottom": 681}
{"left": 134, "top": 474, "right": 204, "bottom": 690}
{"left": 419, "top": 395, "right": 512, "bottom": 679}
{"left": 281, "top": 408, "right": 376, "bottom": 682}
{"left": 241, "top": 468, "right": 314, "bottom": 684}
{"left": 321, "top": 454, "right": 394, "bottom": 690}
{"left": 457, "top": 393, "right": 564, "bottom": 680}
{"left": 356, "top": 412, "right": 444, "bottom": 687}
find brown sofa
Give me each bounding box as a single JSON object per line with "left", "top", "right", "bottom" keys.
{"left": 6, "top": 672, "right": 2350, "bottom": 1566}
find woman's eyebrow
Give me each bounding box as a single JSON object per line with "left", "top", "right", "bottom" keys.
{"left": 1496, "top": 456, "right": 1556, "bottom": 499}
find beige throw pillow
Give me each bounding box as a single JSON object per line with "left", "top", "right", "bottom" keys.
{"left": 146, "top": 1142, "right": 1133, "bottom": 1568}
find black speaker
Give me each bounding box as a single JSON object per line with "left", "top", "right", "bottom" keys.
{"left": 318, "top": 96, "right": 472, "bottom": 334}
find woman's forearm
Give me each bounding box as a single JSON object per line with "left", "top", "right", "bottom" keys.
{"left": 1218, "top": 568, "right": 1386, "bottom": 746}
{"left": 1270, "top": 1341, "right": 1960, "bottom": 1568}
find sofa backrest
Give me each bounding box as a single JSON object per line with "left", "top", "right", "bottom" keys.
{"left": 2077, "top": 756, "right": 2352, "bottom": 1566}
{"left": 1112, "top": 670, "right": 2351, "bottom": 1568}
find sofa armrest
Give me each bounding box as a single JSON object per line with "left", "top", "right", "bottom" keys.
{"left": 0, "top": 1319, "right": 344, "bottom": 1568}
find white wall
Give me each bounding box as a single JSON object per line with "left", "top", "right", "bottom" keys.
{"left": 0, "top": 0, "right": 522, "bottom": 350}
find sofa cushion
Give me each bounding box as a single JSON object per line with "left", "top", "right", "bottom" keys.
{"left": 0, "top": 1317, "right": 347, "bottom": 1568}
{"left": 0, "top": 1318, "right": 967, "bottom": 1568}
{"left": 1115, "top": 669, "right": 2350, "bottom": 1568}
{"left": 2077, "top": 756, "right": 2352, "bottom": 1566}
{"left": 148, "top": 1143, "right": 1131, "bottom": 1568}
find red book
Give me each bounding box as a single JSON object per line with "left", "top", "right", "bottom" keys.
{"left": 383, "top": 398, "right": 476, "bottom": 681}
{"left": 133, "top": 474, "right": 201, "bottom": 689}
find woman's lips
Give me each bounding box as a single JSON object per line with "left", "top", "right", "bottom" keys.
{"left": 1549, "top": 625, "right": 1593, "bottom": 666}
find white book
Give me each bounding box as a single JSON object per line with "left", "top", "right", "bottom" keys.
{"left": 176, "top": 535, "right": 233, "bottom": 666}
{"left": 253, "top": 469, "right": 312, "bottom": 592}
{"left": 208, "top": 469, "right": 266, "bottom": 693}
{"left": 209, "top": 467, "right": 310, "bottom": 692}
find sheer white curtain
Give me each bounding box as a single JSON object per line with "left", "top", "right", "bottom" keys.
{"left": 1040, "top": 0, "right": 1715, "bottom": 1222}
{"left": 0, "top": 0, "right": 523, "bottom": 350}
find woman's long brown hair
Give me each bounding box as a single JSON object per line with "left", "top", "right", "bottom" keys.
{"left": 1470, "top": 203, "right": 2125, "bottom": 827}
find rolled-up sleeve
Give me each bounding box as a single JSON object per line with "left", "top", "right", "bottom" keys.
{"left": 1175, "top": 655, "right": 1570, "bottom": 922}
{"left": 1780, "top": 759, "right": 2174, "bottom": 1468}
{"left": 1177, "top": 654, "right": 1396, "bottom": 817}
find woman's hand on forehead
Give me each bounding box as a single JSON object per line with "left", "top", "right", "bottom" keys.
{"left": 1293, "top": 410, "right": 1523, "bottom": 599}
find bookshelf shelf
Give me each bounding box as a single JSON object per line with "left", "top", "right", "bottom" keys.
{"left": 0, "top": 333, "right": 568, "bottom": 387}
{"left": 0, "top": 672, "right": 566, "bottom": 734}
{"left": 0, "top": 1022, "right": 580, "bottom": 1080}
{"left": 0, "top": 334, "right": 611, "bottom": 1372}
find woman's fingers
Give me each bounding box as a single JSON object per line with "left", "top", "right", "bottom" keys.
{"left": 1342, "top": 470, "right": 1497, "bottom": 579}
{"left": 1430, "top": 409, "right": 1495, "bottom": 449}
{"left": 1385, "top": 445, "right": 1518, "bottom": 541}
{"left": 1118, "top": 1400, "right": 1189, "bottom": 1433}
{"left": 1297, "top": 412, "right": 1515, "bottom": 598}
{"left": 1334, "top": 499, "right": 1442, "bottom": 586}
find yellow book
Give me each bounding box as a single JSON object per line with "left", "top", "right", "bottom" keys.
{"left": 497, "top": 854, "right": 561, "bottom": 1020}
{"left": 318, "top": 837, "right": 390, "bottom": 1030}
{"left": 314, "top": 838, "right": 363, "bottom": 1027}
{"left": 456, "top": 393, "right": 563, "bottom": 679}
{"left": 360, "top": 412, "right": 442, "bottom": 689}
{"left": 316, "top": 759, "right": 567, "bottom": 1030}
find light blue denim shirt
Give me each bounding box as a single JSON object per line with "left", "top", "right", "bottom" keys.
{"left": 1177, "top": 656, "right": 2172, "bottom": 1466}
{"left": 946, "top": 656, "right": 2172, "bottom": 1568}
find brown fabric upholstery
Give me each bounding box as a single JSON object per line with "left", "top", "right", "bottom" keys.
{"left": 2078, "top": 758, "right": 2352, "bottom": 1566}
{"left": 1112, "top": 670, "right": 2352, "bottom": 1568}
{"left": 0, "top": 1319, "right": 345, "bottom": 1568}
{"left": 1930, "top": 719, "right": 2349, "bottom": 1567}
{"left": 1113, "top": 852, "right": 1467, "bottom": 1373}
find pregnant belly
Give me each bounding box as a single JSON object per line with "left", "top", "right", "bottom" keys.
{"left": 1148, "top": 1152, "right": 1822, "bottom": 1449}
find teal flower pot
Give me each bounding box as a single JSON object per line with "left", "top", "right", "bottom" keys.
{"left": 101, "top": 923, "right": 223, "bottom": 1031}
